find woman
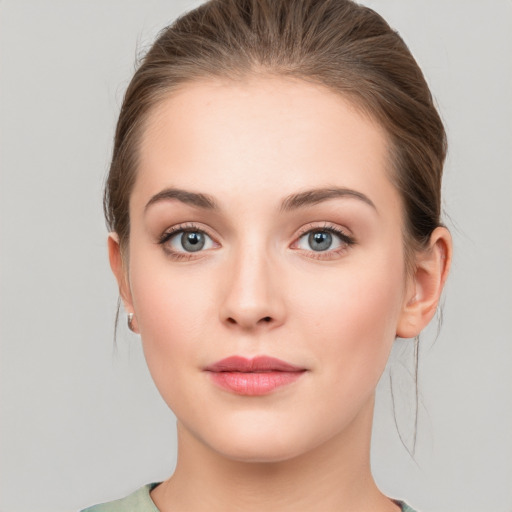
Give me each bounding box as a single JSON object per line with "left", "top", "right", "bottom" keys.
{"left": 84, "top": 0, "right": 451, "bottom": 510}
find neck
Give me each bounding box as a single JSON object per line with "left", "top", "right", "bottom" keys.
{"left": 151, "top": 397, "right": 399, "bottom": 512}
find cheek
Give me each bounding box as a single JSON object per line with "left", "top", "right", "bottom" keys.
{"left": 292, "top": 258, "right": 405, "bottom": 377}
{"left": 132, "top": 275, "right": 201, "bottom": 338}
{"left": 127, "top": 253, "right": 217, "bottom": 385}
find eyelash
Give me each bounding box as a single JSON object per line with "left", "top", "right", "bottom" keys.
{"left": 293, "top": 223, "right": 355, "bottom": 260}
{"left": 158, "top": 223, "right": 216, "bottom": 261}
{"left": 158, "top": 222, "right": 355, "bottom": 261}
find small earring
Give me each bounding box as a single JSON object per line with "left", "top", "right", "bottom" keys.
{"left": 127, "top": 313, "right": 136, "bottom": 333}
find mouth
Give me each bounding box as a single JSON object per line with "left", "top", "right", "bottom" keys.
{"left": 204, "top": 356, "right": 307, "bottom": 396}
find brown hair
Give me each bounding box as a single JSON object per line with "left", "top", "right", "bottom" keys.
{"left": 104, "top": 0, "right": 446, "bottom": 262}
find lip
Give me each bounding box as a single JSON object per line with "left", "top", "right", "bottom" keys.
{"left": 204, "top": 356, "right": 306, "bottom": 396}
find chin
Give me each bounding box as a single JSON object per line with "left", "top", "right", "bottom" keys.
{"left": 213, "top": 437, "right": 306, "bottom": 464}
{"left": 200, "top": 419, "right": 325, "bottom": 464}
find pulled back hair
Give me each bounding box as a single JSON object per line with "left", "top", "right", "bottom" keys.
{"left": 105, "top": 0, "right": 446, "bottom": 264}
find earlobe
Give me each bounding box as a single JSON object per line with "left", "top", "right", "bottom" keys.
{"left": 108, "top": 233, "right": 139, "bottom": 332}
{"left": 396, "top": 227, "right": 452, "bottom": 339}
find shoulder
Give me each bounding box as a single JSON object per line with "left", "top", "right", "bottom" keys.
{"left": 81, "top": 483, "right": 161, "bottom": 512}
{"left": 396, "top": 501, "right": 418, "bottom": 512}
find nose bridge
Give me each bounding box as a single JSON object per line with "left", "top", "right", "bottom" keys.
{"left": 220, "top": 235, "right": 284, "bottom": 330}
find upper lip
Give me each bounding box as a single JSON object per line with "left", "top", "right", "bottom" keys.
{"left": 204, "top": 356, "right": 305, "bottom": 373}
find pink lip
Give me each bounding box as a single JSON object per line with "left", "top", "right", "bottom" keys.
{"left": 204, "top": 356, "right": 306, "bottom": 396}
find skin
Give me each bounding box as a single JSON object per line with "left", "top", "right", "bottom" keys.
{"left": 109, "top": 76, "right": 451, "bottom": 511}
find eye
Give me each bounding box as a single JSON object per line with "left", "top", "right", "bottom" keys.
{"left": 302, "top": 231, "right": 336, "bottom": 252}
{"left": 294, "top": 225, "right": 355, "bottom": 255}
{"left": 159, "top": 225, "right": 216, "bottom": 256}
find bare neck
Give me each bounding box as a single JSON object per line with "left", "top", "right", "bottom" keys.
{"left": 151, "top": 400, "right": 400, "bottom": 512}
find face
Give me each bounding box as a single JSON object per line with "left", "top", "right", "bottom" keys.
{"left": 117, "top": 77, "right": 416, "bottom": 462}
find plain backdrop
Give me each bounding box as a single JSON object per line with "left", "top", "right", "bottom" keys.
{"left": 1, "top": 1, "right": 511, "bottom": 511}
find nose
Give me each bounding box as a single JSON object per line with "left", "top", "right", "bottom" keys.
{"left": 219, "top": 245, "right": 286, "bottom": 331}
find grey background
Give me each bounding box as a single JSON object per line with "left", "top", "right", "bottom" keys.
{"left": 1, "top": 1, "right": 511, "bottom": 511}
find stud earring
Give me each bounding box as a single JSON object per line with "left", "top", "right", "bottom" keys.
{"left": 127, "top": 313, "right": 136, "bottom": 333}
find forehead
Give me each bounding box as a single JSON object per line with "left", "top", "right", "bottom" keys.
{"left": 134, "top": 76, "right": 399, "bottom": 216}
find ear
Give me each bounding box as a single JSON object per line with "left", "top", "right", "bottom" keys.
{"left": 108, "top": 233, "right": 139, "bottom": 333}
{"left": 396, "top": 227, "right": 452, "bottom": 339}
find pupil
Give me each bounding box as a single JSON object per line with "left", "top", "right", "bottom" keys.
{"left": 309, "top": 231, "right": 332, "bottom": 251}
{"left": 182, "top": 232, "right": 205, "bottom": 252}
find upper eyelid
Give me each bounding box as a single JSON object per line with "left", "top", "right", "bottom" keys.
{"left": 159, "top": 222, "right": 217, "bottom": 241}
{"left": 295, "top": 222, "right": 353, "bottom": 239}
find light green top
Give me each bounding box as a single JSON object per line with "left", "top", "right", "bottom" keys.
{"left": 81, "top": 483, "right": 418, "bottom": 511}
{"left": 81, "top": 483, "right": 160, "bottom": 512}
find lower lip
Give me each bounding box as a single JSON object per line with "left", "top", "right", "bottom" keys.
{"left": 207, "top": 371, "right": 305, "bottom": 396}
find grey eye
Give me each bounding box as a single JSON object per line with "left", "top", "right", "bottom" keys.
{"left": 181, "top": 232, "right": 205, "bottom": 252}
{"left": 296, "top": 229, "right": 345, "bottom": 253}
{"left": 168, "top": 230, "right": 214, "bottom": 253}
{"left": 308, "top": 231, "right": 332, "bottom": 251}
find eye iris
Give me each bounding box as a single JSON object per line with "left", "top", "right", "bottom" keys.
{"left": 181, "top": 232, "right": 205, "bottom": 252}
{"left": 308, "top": 231, "right": 332, "bottom": 251}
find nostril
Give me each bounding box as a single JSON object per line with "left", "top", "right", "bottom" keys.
{"left": 224, "top": 316, "right": 273, "bottom": 326}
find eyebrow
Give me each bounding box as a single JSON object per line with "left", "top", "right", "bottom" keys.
{"left": 144, "top": 186, "right": 376, "bottom": 213}
{"left": 280, "top": 187, "right": 376, "bottom": 212}
{"left": 145, "top": 188, "right": 219, "bottom": 212}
